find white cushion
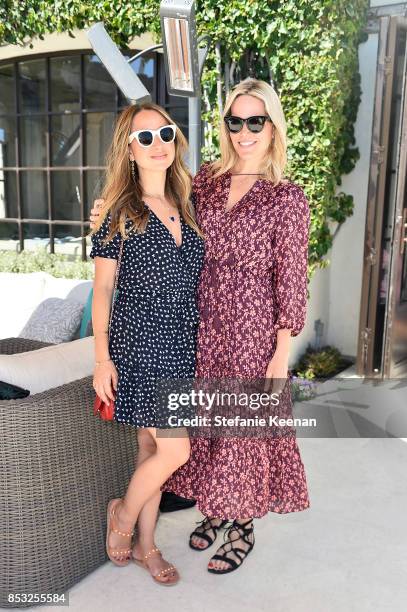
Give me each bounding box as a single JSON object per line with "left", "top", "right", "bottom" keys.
{"left": 0, "top": 272, "right": 93, "bottom": 340}
{"left": 42, "top": 275, "right": 93, "bottom": 342}
{"left": 18, "top": 297, "right": 84, "bottom": 343}
{"left": 0, "top": 336, "right": 94, "bottom": 395}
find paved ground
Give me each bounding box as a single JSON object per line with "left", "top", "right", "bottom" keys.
{"left": 10, "top": 367, "right": 407, "bottom": 612}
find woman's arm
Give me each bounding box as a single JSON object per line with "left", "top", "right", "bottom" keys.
{"left": 91, "top": 259, "right": 119, "bottom": 405}
{"left": 265, "top": 185, "right": 311, "bottom": 393}
{"left": 89, "top": 213, "right": 122, "bottom": 404}
{"left": 92, "top": 258, "right": 117, "bottom": 363}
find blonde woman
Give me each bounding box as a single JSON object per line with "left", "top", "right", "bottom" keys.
{"left": 89, "top": 102, "right": 204, "bottom": 585}
{"left": 162, "top": 78, "right": 311, "bottom": 573}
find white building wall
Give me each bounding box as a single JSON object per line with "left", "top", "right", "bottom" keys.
{"left": 324, "top": 31, "right": 378, "bottom": 358}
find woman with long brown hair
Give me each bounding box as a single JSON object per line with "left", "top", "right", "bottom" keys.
{"left": 89, "top": 102, "right": 204, "bottom": 585}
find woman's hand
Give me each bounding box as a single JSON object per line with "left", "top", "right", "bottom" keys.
{"left": 93, "top": 360, "right": 118, "bottom": 406}
{"left": 264, "top": 347, "right": 289, "bottom": 395}
{"left": 90, "top": 198, "right": 104, "bottom": 229}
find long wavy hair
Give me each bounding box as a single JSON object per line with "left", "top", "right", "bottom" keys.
{"left": 89, "top": 103, "right": 203, "bottom": 244}
{"left": 211, "top": 78, "right": 288, "bottom": 186}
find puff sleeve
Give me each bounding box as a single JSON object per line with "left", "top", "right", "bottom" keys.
{"left": 191, "top": 162, "right": 212, "bottom": 221}
{"left": 272, "top": 185, "right": 311, "bottom": 337}
{"left": 89, "top": 212, "right": 121, "bottom": 260}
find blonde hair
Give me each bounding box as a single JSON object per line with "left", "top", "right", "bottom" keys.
{"left": 211, "top": 78, "right": 288, "bottom": 186}
{"left": 89, "top": 103, "right": 203, "bottom": 243}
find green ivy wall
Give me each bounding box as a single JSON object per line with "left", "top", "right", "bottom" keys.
{"left": 0, "top": 0, "right": 370, "bottom": 274}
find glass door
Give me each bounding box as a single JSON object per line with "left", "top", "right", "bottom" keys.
{"left": 357, "top": 16, "right": 407, "bottom": 377}
{"left": 384, "top": 26, "right": 407, "bottom": 376}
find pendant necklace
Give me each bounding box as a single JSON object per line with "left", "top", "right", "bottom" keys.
{"left": 143, "top": 192, "right": 178, "bottom": 222}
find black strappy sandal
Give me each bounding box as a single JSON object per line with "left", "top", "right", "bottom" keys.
{"left": 189, "top": 517, "right": 230, "bottom": 551}
{"left": 207, "top": 519, "right": 255, "bottom": 574}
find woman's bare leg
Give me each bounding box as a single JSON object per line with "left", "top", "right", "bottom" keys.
{"left": 132, "top": 429, "right": 161, "bottom": 549}
{"left": 130, "top": 429, "right": 166, "bottom": 575}
{"left": 107, "top": 427, "right": 190, "bottom": 567}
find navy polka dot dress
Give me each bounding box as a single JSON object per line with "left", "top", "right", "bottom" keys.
{"left": 90, "top": 207, "right": 205, "bottom": 428}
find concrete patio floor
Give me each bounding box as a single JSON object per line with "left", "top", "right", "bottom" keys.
{"left": 11, "top": 368, "right": 407, "bottom": 612}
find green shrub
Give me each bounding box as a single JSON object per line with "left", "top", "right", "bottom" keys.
{"left": 293, "top": 344, "right": 353, "bottom": 379}
{"left": 0, "top": 248, "right": 94, "bottom": 279}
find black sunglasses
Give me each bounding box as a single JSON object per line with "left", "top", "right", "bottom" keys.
{"left": 224, "top": 115, "right": 272, "bottom": 134}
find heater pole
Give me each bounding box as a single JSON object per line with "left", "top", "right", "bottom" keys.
{"left": 188, "top": 96, "right": 201, "bottom": 175}
{"left": 187, "top": 40, "right": 210, "bottom": 174}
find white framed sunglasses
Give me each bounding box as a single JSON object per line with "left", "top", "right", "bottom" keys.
{"left": 128, "top": 124, "right": 177, "bottom": 148}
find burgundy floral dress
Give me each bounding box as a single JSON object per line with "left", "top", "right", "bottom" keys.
{"left": 161, "top": 162, "right": 311, "bottom": 519}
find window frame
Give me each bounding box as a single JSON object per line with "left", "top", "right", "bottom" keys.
{"left": 0, "top": 48, "right": 188, "bottom": 260}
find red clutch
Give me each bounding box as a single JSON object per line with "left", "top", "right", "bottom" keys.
{"left": 93, "top": 394, "right": 115, "bottom": 421}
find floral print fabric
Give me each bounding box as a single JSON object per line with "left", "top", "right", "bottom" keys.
{"left": 162, "top": 163, "right": 311, "bottom": 518}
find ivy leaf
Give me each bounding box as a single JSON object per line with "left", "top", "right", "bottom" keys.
{"left": 278, "top": 22, "right": 288, "bottom": 35}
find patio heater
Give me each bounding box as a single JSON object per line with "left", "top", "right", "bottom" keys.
{"left": 87, "top": 2, "right": 208, "bottom": 174}
{"left": 160, "top": 0, "right": 209, "bottom": 174}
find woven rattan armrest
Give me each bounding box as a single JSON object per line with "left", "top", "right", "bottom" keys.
{"left": 0, "top": 374, "right": 138, "bottom": 607}
{"left": 0, "top": 337, "right": 56, "bottom": 355}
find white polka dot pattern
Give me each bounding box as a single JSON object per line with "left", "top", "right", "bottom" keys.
{"left": 90, "top": 209, "right": 205, "bottom": 427}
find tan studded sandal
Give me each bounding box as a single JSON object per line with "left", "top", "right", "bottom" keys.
{"left": 133, "top": 546, "right": 180, "bottom": 586}
{"left": 106, "top": 498, "right": 134, "bottom": 567}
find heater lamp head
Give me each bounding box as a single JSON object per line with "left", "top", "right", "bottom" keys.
{"left": 160, "top": 0, "right": 201, "bottom": 97}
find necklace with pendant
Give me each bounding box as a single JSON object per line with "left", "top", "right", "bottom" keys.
{"left": 142, "top": 192, "right": 178, "bottom": 222}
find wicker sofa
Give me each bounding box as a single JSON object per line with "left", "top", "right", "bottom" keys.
{"left": 0, "top": 338, "right": 138, "bottom": 609}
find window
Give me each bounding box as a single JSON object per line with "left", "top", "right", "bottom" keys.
{"left": 0, "top": 50, "right": 188, "bottom": 260}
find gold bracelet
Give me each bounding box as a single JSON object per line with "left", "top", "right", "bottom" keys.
{"left": 95, "top": 358, "right": 112, "bottom": 366}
